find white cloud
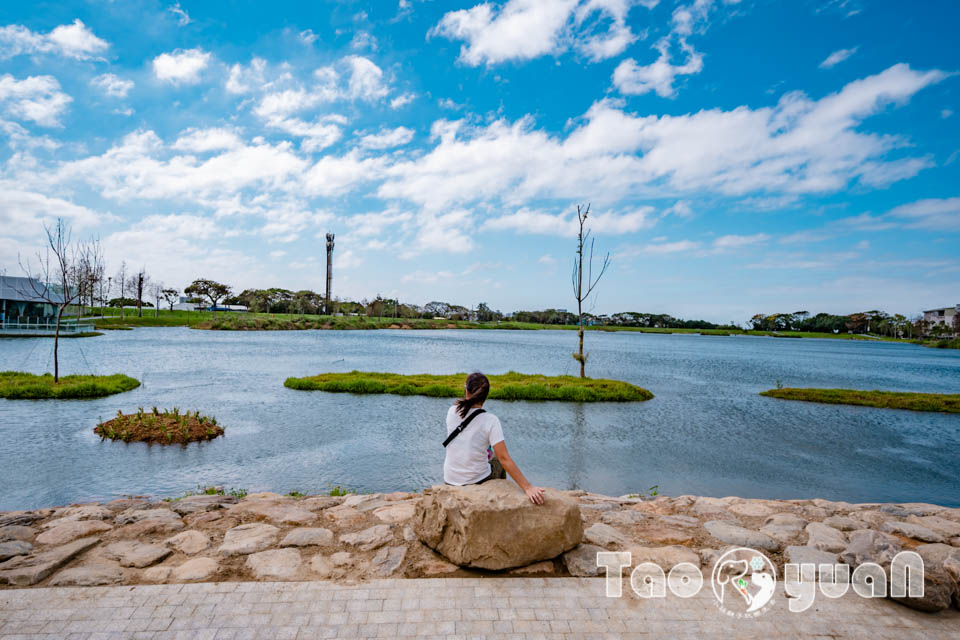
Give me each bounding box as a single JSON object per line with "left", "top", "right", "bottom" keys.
{"left": 269, "top": 250, "right": 287, "bottom": 258}
{"left": 345, "top": 56, "right": 389, "bottom": 101}
{"left": 91, "top": 73, "right": 134, "bottom": 98}
{"left": 942, "top": 109, "right": 953, "bottom": 119}
{"left": 380, "top": 65, "right": 946, "bottom": 210}
{"left": 344, "top": 209, "right": 413, "bottom": 237}
{"left": 613, "top": 39, "right": 703, "bottom": 98}
{"left": 152, "top": 48, "right": 211, "bottom": 84}
{"left": 0, "top": 182, "right": 103, "bottom": 235}
{"left": 820, "top": 47, "right": 858, "bottom": 69}
{"left": 628, "top": 239, "right": 701, "bottom": 254}
{"left": 411, "top": 208, "right": 475, "bottom": 254}
{"left": 0, "top": 19, "right": 108, "bottom": 61}
{"left": 401, "top": 269, "right": 455, "bottom": 283}
{"left": 168, "top": 2, "right": 192, "bottom": 26}
{"left": 172, "top": 127, "right": 244, "bottom": 152}
{"left": 712, "top": 233, "right": 769, "bottom": 250}
{"left": 537, "top": 253, "right": 556, "bottom": 264}
{"left": 0, "top": 74, "right": 72, "bottom": 127}
{"left": 885, "top": 197, "right": 960, "bottom": 231}
{"left": 483, "top": 206, "right": 654, "bottom": 236}
{"left": 226, "top": 58, "right": 267, "bottom": 94}
{"left": 430, "top": 0, "right": 647, "bottom": 66}
{"left": 358, "top": 126, "right": 415, "bottom": 149}
{"left": 302, "top": 150, "right": 387, "bottom": 197}
{"left": 299, "top": 30, "right": 319, "bottom": 45}
{"left": 390, "top": 93, "right": 416, "bottom": 109}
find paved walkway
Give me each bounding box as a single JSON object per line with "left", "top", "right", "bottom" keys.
{"left": 1, "top": 578, "right": 957, "bottom": 639}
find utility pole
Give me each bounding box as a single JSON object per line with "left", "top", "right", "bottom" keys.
{"left": 325, "top": 232, "right": 335, "bottom": 315}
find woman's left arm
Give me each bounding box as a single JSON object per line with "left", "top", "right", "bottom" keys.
{"left": 492, "top": 441, "right": 544, "bottom": 505}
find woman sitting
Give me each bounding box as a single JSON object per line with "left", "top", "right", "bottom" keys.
{"left": 443, "top": 372, "right": 545, "bottom": 505}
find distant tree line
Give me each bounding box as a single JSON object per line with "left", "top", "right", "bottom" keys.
{"left": 748, "top": 310, "right": 925, "bottom": 338}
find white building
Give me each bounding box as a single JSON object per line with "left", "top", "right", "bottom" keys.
{"left": 923, "top": 305, "right": 959, "bottom": 333}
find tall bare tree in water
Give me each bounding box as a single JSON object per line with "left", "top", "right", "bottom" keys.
{"left": 17, "top": 219, "right": 101, "bottom": 382}
{"left": 571, "top": 204, "right": 610, "bottom": 379}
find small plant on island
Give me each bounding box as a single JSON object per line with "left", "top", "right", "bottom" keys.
{"left": 760, "top": 388, "right": 960, "bottom": 414}
{"left": 95, "top": 407, "right": 225, "bottom": 444}
{"left": 284, "top": 371, "right": 653, "bottom": 402}
{"left": 328, "top": 485, "right": 350, "bottom": 497}
{"left": 286, "top": 490, "right": 307, "bottom": 498}
{"left": 0, "top": 371, "right": 140, "bottom": 399}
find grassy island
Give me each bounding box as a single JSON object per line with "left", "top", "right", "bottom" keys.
{"left": 284, "top": 371, "right": 654, "bottom": 402}
{"left": 760, "top": 387, "right": 960, "bottom": 413}
{"left": 0, "top": 371, "right": 140, "bottom": 399}
{"left": 95, "top": 407, "right": 225, "bottom": 444}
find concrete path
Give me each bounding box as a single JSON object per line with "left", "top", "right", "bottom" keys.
{"left": 1, "top": 577, "right": 957, "bottom": 639}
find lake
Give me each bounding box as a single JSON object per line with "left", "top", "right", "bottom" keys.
{"left": 1, "top": 327, "right": 958, "bottom": 510}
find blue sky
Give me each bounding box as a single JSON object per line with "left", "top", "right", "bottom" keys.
{"left": 1, "top": 0, "right": 958, "bottom": 323}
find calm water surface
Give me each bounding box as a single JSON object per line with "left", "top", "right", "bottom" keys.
{"left": 1, "top": 327, "right": 958, "bottom": 510}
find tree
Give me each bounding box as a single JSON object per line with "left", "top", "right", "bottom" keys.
{"left": 115, "top": 262, "right": 128, "bottom": 320}
{"left": 161, "top": 287, "right": 180, "bottom": 311}
{"left": 149, "top": 282, "right": 165, "bottom": 318}
{"left": 184, "top": 278, "right": 232, "bottom": 316}
{"left": 17, "top": 219, "right": 101, "bottom": 383}
{"left": 129, "top": 267, "right": 149, "bottom": 317}
{"left": 570, "top": 204, "right": 610, "bottom": 378}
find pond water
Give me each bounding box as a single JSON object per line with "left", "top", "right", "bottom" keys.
{"left": 1, "top": 327, "right": 959, "bottom": 510}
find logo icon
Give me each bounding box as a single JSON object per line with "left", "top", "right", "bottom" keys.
{"left": 710, "top": 547, "right": 777, "bottom": 617}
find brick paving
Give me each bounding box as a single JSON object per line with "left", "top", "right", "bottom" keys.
{"left": 1, "top": 577, "right": 958, "bottom": 639}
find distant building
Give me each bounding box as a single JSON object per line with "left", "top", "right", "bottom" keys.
{"left": 0, "top": 275, "right": 63, "bottom": 323}
{"left": 171, "top": 296, "right": 199, "bottom": 311}
{"left": 923, "top": 305, "right": 959, "bottom": 332}
{"left": 172, "top": 297, "right": 247, "bottom": 313}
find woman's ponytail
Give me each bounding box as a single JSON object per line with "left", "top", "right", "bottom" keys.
{"left": 456, "top": 372, "right": 490, "bottom": 418}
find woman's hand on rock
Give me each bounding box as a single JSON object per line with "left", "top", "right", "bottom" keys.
{"left": 525, "top": 486, "right": 545, "bottom": 505}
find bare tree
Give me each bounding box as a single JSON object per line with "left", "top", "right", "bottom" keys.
{"left": 17, "top": 219, "right": 99, "bottom": 382}
{"left": 571, "top": 204, "right": 610, "bottom": 378}
{"left": 115, "top": 262, "right": 128, "bottom": 320}
{"left": 130, "top": 267, "right": 150, "bottom": 318}
{"left": 149, "top": 281, "right": 165, "bottom": 318}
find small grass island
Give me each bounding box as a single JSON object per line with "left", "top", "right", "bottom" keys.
{"left": 760, "top": 387, "right": 960, "bottom": 414}
{"left": 95, "top": 407, "right": 225, "bottom": 444}
{"left": 284, "top": 371, "right": 654, "bottom": 402}
{"left": 0, "top": 371, "right": 140, "bottom": 399}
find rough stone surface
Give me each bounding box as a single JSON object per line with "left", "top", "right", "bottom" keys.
{"left": 761, "top": 513, "right": 808, "bottom": 543}
{"left": 839, "top": 529, "right": 902, "bottom": 568}
{"left": 805, "top": 522, "right": 848, "bottom": 553}
{"left": 142, "top": 565, "right": 172, "bottom": 582}
{"left": 583, "top": 523, "right": 629, "bottom": 548}
{"left": 245, "top": 548, "right": 302, "bottom": 579}
{"left": 280, "top": 527, "right": 335, "bottom": 547}
{"left": 103, "top": 541, "right": 172, "bottom": 568}
{"left": 49, "top": 564, "right": 123, "bottom": 586}
{"left": 823, "top": 515, "right": 861, "bottom": 531}
{"left": 601, "top": 510, "right": 647, "bottom": 526}
{"left": 111, "top": 519, "right": 185, "bottom": 538}
{"left": 55, "top": 505, "right": 114, "bottom": 522}
{"left": 309, "top": 554, "right": 333, "bottom": 577}
{"left": 35, "top": 520, "right": 112, "bottom": 546}
{"left": 786, "top": 545, "right": 840, "bottom": 567}
{"left": 0, "top": 525, "right": 36, "bottom": 542}
{"left": 228, "top": 500, "right": 317, "bottom": 525}
{"left": 171, "top": 557, "right": 219, "bottom": 581}
{"left": 299, "top": 496, "right": 342, "bottom": 512}
{"left": 115, "top": 508, "right": 181, "bottom": 526}
{"left": 371, "top": 545, "right": 407, "bottom": 576}
{"left": 409, "top": 549, "right": 459, "bottom": 576}
{"left": 579, "top": 502, "right": 616, "bottom": 513}
{"left": 331, "top": 551, "right": 354, "bottom": 566}
{"left": 414, "top": 481, "right": 583, "bottom": 570}
{"left": 882, "top": 521, "right": 946, "bottom": 543}
{"left": 0, "top": 537, "right": 100, "bottom": 586}
{"left": 640, "top": 526, "right": 694, "bottom": 545}
{"left": 728, "top": 503, "right": 776, "bottom": 518}
{"left": 907, "top": 515, "right": 960, "bottom": 538}
{"left": 0, "top": 540, "right": 32, "bottom": 561}
{"left": 629, "top": 545, "right": 701, "bottom": 570}
{"left": 658, "top": 515, "right": 699, "bottom": 528}
{"left": 169, "top": 495, "right": 237, "bottom": 515}
{"left": 891, "top": 566, "right": 956, "bottom": 613}
{"left": 323, "top": 505, "right": 365, "bottom": 526}
{"left": 341, "top": 525, "right": 393, "bottom": 551}
{"left": 562, "top": 544, "right": 605, "bottom": 577}
{"left": 218, "top": 523, "right": 280, "bottom": 556}
{"left": 164, "top": 530, "right": 210, "bottom": 555}
{"left": 510, "top": 560, "right": 556, "bottom": 575}
{"left": 705, "top": 520, "right": 779, "bottom": 551}
{"left": 373, "top": 502, "right": 417, "bottom": 524}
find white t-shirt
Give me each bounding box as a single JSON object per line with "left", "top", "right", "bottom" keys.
{"left": 443, "top": 405, "right": 505, "bottom": 485}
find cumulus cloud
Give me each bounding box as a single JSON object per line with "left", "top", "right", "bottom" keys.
{"left": 430, "top": 0, "right": 650, "bottom": 66}
{"left": 820, "top": 47, "right": 858, "bottom": 69}
{"left": 0, "top": 74, "right": 72, "bottom": 127}
{"left": 712, "top": 233, "right": 769, "bottom": 250}
{"left": 152, "top": 48, "right": 211, "bottom": 84}
{"left": 0, "top": 19, "right": 108, "bottom": 61}
{"left": 358, "top": 126, "right": 415, "bottom": 149}
{"left": 168, "top": 2, "right": 192, "bottom": 26}
{"left": 172, "top": 127, "right": 244, "bottom": 152}
{"left": 390, "top": 93, "right": 416, "bottom": 109}
{"left": 0, "top": 182, "right": 103, "bottom": 234}
{"left": 483, "top": 206, "right": 654, "bottom": 236}
{"left": 884, "top": 197, "right": 960, "bottom": 231}
{"left": 90, "top": 73, "right": 134, "bottom": 98}
{"left": 345, "top": 56, "right": 389, "bottom": 100}
{"left": 626, "top": 239, "right": 701, "bottom": 254}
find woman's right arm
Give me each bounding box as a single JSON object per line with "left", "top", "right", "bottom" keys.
{"left": 492, "top": 441, "right": 544, "bottom": 505}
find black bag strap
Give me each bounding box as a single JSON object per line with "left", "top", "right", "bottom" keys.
{"left": 442, "top": 409, "right": 486, "bottom": 447}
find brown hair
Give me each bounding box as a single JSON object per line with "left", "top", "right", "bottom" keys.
{"left": 456, "top": 372, "right": 490, "bottom": 418}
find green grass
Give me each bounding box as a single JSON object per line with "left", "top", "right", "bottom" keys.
{"left": 760, "top": 387, "right": 960, "bottom": 413}
{"left": 284, "top": 370, "right": 654, "bottom": 402}
{"left": 0, "top": 331, "right": 103, "bottom": 339}
{"left": 0, "top": 371, "right": 141, "bottom": 399}
{"left": 923, "top": 337, "right": 960, "bottom": 349}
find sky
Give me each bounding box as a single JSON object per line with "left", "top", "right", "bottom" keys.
{"left": 1, "top": 0, "right": 958, "bottom": 323}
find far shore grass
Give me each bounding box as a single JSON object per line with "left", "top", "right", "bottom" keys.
{"left": 83, "top": 309, "right": 916, "bottom": 343}
{"left": 0, "top": 371, "right": 141, "bottom": 399}
{"left": 284, "top": 371, "right": 654, "bottom": 402}
{"left": 760, "top": 387, "right": 960, "bottom": 413}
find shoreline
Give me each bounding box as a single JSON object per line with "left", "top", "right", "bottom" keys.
{"left": 3, "top": 487, "right": 959, "bottom": 612}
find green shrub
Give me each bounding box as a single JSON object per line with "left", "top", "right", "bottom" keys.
{"left": 0, "top": 371, "right": 140, "bottom": 399}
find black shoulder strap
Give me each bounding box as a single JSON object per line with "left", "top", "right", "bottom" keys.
{"left": 442, "top": 409, "right": 486, "bottom": 448}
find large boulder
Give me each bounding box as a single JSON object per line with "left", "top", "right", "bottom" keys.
{"left": 413, "top": 481, "right": 582, "bottom": 570}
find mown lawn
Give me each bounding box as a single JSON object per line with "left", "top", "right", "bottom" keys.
{"left": 760, "top": 387, "right": 960, "bottom": 413}
{"left": 0, "top": 371, "right": 141, "bottom": 399}
{"left": 284, "top": 371, "right": 654, "bottom": 402}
